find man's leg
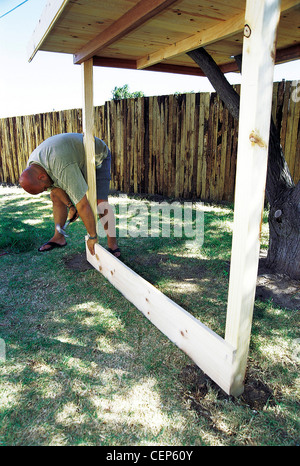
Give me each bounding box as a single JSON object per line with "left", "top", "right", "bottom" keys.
{"left": 97, "top": 199, "right": 120, "bottom": 257}
{"left": 96, "top": 149, "right": 120, "bottom": 258}
{"left": 39, "top": 188, "right": 75, "bottom": 251}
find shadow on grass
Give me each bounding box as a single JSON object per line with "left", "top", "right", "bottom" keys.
{"left": 0, "top": 196, "right": 53, "bottom": 253}
{"left": 0, "top": 245, "right": 200, "bottom": 445}
{"left": 0, "top": 189, "right": 298, "bottom": 446}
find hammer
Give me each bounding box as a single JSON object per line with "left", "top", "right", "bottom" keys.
{"left": 56, "top": 219, "right": 71, "bottom": 237}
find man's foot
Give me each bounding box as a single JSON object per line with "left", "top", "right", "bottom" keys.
{"left": 107, "top": 247, "right": 121, "bottom": 258}
{"left": 38, "top": 239, "right": 67, "bottom": 252}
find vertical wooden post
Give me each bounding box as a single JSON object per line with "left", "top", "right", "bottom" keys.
{"left": 82, "top": 58, "right": 97, "bottom": 226}
{"left": 225, "top": 0, "right": 281, "bottom": 396}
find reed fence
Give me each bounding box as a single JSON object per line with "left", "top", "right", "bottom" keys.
{"left": 0, "top": 80, "right": 299, "bottom": 202}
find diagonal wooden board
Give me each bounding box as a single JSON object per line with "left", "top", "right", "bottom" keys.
{"left": 86, "top": 239, "right": 236, "bottom": 395}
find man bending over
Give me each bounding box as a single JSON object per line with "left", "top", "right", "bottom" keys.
{"left": 19, "top": 132, "right": 120, "bottom": 258}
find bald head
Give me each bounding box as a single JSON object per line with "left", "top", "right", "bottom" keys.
{"left": 19, "top": 164, "right": 52, "bottom": 194}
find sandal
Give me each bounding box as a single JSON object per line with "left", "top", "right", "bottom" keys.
{"left": 107, "top": 247, "right": 121, "bottom": 258}
{"left": 38, "top": 241, "right": 67, "bottom": 252}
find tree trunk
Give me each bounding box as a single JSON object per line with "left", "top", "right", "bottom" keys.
{"left": 187, "top": 47, "right": 300, "bottom": 279}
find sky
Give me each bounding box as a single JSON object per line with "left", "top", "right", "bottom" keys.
{"left": 0, "top": 0, "right": 299, "bottom": 119}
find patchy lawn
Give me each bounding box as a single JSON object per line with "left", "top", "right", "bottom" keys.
{"left": 0, "top": 185, "right": 299, "bottom": 446}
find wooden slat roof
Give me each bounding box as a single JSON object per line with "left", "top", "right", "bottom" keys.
{"left": 29, "top": 0, "right": 300, "bottom": 76}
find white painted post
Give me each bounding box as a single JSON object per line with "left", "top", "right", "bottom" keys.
{"left": 82, "top": 58, "right": 98, "bottom": 226}
{"left": 225, "top": 0, "right": 281, "bottom": 396}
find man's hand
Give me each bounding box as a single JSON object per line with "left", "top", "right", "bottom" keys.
{"left": 76, "top": 195, "right": 98, "bottom": 256}
{"left": 87, "top": 237, "right": 98, "bottom": 256}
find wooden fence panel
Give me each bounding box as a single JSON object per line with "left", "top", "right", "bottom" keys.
{"left": 0, "top": 81, "right": 299, "bottom": 202}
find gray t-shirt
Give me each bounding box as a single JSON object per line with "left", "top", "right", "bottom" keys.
{"left": 27, "top": 133, "right": 108, "bottom": 204}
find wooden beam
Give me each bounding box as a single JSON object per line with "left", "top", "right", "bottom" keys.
{"left": 92, "top": 57, "right": 137, "bottom": 70}
{"left": 275, "top": 44, "right": 300, "bottom": 63}
{"left": 280, "top": 0, "right": 300, "bottom": 11}
{"left": 225, "top": 0, "right": 281, "bottom": 395}
{"left": 136, "top": 0, "right": 299, "bottom": 70}
{"left": 92, "top": 56, "right": 239, "bottom": 76}
{"left": 148, "top": 61, "right": 240, "bottom": 75}
{"left": 28, "top": 0, "right": 69, "bottom": 62}
{"left": 92, "top": 47, "right": 299, "bottom": 76}
{"left": 86, "top": 240, "right": 236, "bottom": 395}
{"left": 73, "top": 0, "right": 178, "bottom": 65}
{"left": 136, "top": 12, "right": 245, "bottom": 69}
{"left": 82, "top": 59, "right": 97, "bottom": 226}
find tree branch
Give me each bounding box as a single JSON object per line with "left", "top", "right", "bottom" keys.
{"left": 187, "top": 48, "right": 240, "bottom": 120}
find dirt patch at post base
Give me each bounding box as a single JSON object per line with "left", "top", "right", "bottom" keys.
{"left": 179, "top": 364, "right": 275, "bottom": 413}
{"left": 64, "top": 253, "right": 94, "bottom": 272}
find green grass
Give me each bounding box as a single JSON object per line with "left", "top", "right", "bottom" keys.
{"left": 0, "top": 185, "right": 299, "bottom": 446}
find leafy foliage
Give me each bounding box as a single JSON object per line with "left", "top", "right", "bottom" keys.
{"left": 111, "top": 84, "right": 144, "bottom": 100}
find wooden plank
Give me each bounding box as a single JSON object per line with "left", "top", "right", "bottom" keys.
{"left": 113, "top": 101, "right": 121, "bottom": 191}
{"left": 92, "top": 56, "right": 240, "bottom": 77}
{"left": 202, "top": 93, "right": 210, "bottom": 200}
{"left": 280, "top": 81, "right": 291, "bottom": 154}
{"left": 292, "top": 81, "right": 300, "bottom": 184}
{"left": 164, "top": 96, "right": 170, "bottom": 197}
{"left": 206, "top": 95, "right": 214, "bottom": 200}
{"left": 152, "top": 97, "right": 158, "bottom": 194}
{"left": 225, "top": 0, "right": 281, "bottom": 396}
{"left": 157, "top": 97, "right": 162, "bottom": 195}
{"left": 175, "top": 95, "right": 185, "bottom": 198}
{"left": 27, "top": 0, "right": 299, "bottom": 78}
{"left": 15, "top": 117, "right": 26, "bottom": 175}
{"left": 169, "top": 95, "right": 177, "bottom": 197}
{"left": 281, "top": 0, "right": 300, "bottom": 12}
{"left": 166, "top": 96, "right": 173, "bottom": 197}
{"left": 137, "top": 11, "right": 245, "bottom": 69}
{"left": 185, "top": 93, "right": 195, "bottom": 197}
{"left": 191, "top": 93, "right": 199, "bottom": 198}
{"left": 7, "top": 118, "right": 16, "bottom": 183}
{"left": 196, "top": 94, "right": 204, "bottom": 197}
{"left": 136, "top": 97, "right": 145, "bottom": 193}
{"left": 128, "top": 99, "right": 133, "bottom": 192}
{"left": 86, "top": 240, "right": 236, "bottom": 395}
{"left": 211, "top": 94, "right": 219, "bottom": 200}
{"left": 0, "top": 120, "right": 3, "bottom": 183}
{"left": 158, "top": 97, "right": 165, "bottom": 195}
{"left": 285, "top": 83, "right": 299, "bottom": 178}
{"left": 180, "top": 95, "right": 187, "bottom": 198}
{"left": 28, "top": 0, "right": 70, "bottom": 62}
{"left": 82, "top": 59, "right": 97, "bottom": 224}
{"left": 1, "top": 119, "right": 9, "bottom": 183}
{"left": 224, "top": 112, "right": 234, "bottom": 201}
{"left": 294, "top": 102, "right": 300, "bottom": 184}
{"left": 272, "top": 82, "right": 279, "bottom": 123}
{"left": 220, "top": 103, "right": 229, "bottom": 201}
{"left": 230, "top": 111, "right": 239, "bottom": 201}
{"left": 73, "top": 0, "right": 178, "bottom": 64}
{"left": 148, "top": 96, "right": 154, "bottom": 194}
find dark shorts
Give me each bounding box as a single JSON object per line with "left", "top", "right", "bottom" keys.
{"left": 96, "top": 149, "right": 111, "bottom": 200}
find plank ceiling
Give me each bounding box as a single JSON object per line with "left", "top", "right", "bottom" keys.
{"left": 29, "top": 0, "right": 300, "bottom": 76}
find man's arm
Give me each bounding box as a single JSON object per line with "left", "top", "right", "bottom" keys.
{"left": 76, "top": 195, "right": 98, "bottom": 255}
